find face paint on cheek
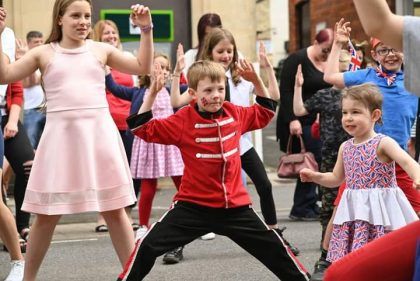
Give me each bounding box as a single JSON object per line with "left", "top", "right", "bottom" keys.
{"left": 200, "top": 97, "right": 209, "bottom": 106}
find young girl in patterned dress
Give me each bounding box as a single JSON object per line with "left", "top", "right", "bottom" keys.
{"left": 300, "top": 83, "right": 419, "bottom": 263}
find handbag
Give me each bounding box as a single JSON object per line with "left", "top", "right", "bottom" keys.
{"left": 277, "top": 134, "right": 319, "bottom": 178}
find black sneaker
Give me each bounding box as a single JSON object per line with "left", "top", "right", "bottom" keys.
{"left": 162, "top": 246, "right": 184, "bottom": 264}
{"left": 310, "top": 259, "right": 331, "bottom": 281}
{"left": 276, "top": 227, "right": 300, "bottom": 256}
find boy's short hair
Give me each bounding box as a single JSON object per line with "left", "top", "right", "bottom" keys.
{"left": 187, "top": 60, "right": 226, "bottom": 90}
{"left": 342, "top": 83, "right": 383, "bottom": 123}
{"left": 26, "top": 31, "right": 43, "bottom": 42}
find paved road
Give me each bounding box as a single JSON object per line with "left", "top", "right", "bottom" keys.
{"left": 1, "top": 113, "right": 324, "bottom": 280}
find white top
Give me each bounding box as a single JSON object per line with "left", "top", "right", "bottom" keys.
{"left": 0, "top": 27, "right": 16, "bottom": 103}
{"left": 24, "top": 69, "right": 44, "bottom": 110}
{"left": 183, "top": 48, "right": 198, "bottom": 77}
{"left": 226, "top": 69, "right": 254, "bottom": 155}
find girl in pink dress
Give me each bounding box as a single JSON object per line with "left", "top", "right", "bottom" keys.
{"left": 300, "top": 83, "right": 419, "bottom": 263}
{"left": 0, "top": 1, "right": 153, "bottom": 280}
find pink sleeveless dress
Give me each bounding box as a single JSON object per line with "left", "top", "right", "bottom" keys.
{"left": 327, "top": 134, "right": 418, "bottom": 262}
{"left": 22, "top": 40, "right": 136, "bottom": 215}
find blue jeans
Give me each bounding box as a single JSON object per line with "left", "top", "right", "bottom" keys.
{"left": 23, "top": 108, "right": 46, "bottom": 149}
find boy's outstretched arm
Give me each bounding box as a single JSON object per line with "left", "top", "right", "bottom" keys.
{"left": 353, "top": 0, "right": 403, "bottom": 51}
{"left": 170, "top": 43, "right": 192, "bottom": 108}
{"left": 324, "top": 19, "right": 350, "bottom": 89}
{"left": 300, "top": 143, "right": 345, "bottom": 187}
{"left": 259, "top": 41, "right": 280, "bottom": 101}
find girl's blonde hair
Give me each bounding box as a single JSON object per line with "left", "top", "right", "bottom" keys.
{"left": 139, "top": 53, "right": 171, "bottom": 88}
{"left": 92, "top": 20, "right": 122, "bottom": 50}
{"left": 46, "top": 0, "right": 92, "bottom": 43}
{"left": 198, "top": 27, "right": 240, "bottom": 86}
{"left": 342, "top": 83, "right": 383, "bottom": 124}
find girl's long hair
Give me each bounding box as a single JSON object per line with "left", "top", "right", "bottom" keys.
{"left": 199, "top": 27, "right": 240, "bottom": 86}
{"left": 46, "top": 0, "right": 92, "bottom": 43}
{"left": 194, "top": 13, "right": 222, "bottom": 61}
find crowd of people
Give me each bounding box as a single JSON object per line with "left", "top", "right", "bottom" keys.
{"left": 0, "top": 0, "right": 419, "bottom": 280}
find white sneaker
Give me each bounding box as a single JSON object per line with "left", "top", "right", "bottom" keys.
{"left": 5, "top": 260, "right": 24, "bottom": 281}
{"left": 135, "top": 225, "right": 148, "bottom": 241}
{"left": 200, "top": 232, "right": 216, "bottom": 240}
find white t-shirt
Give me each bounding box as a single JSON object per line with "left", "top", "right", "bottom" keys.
{"left": 403, "top": 16, "right": 420, "bottom": 95}
{"left": 183, "top": 48, "right": 198, "bottom": 77}
{"left": 226, "top": 69, "right": 254, "bottom": 155}
{"left": 24, "top": 69, "right": 44, "bottom": 109}
{"left": 0, "top": 27, "right": 16, "bottom": 101}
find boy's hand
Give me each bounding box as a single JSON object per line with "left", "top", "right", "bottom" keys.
{"left": 237, "top": 59, "right": 258, "bottom": 83}
{"left": 174, "top": 43, "right": 185, "bottom": 75}
{"left": 334, "top": 18, "right": 351, "bottom": 46}
{"left": 130, "top": 4, "right": 152, "bottom": 28}
{"left": 300, "top": 168, "right": 316, "bottom": 183}
{"left": 15, "top": 39, "right": 28, "bottom": 60}
{"left": 150, "top": 62, "right": 164, "bottom": 95}
{"left": 295, "top": 64, "right": 304, "bottom": 87}
{"left": 0, "top": 8, "right": 7, "bottom": 34}
{"left": 259, "top": 41, "right": 272, "bottom": 69}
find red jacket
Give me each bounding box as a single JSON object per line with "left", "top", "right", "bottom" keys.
{"left": 6, "top": 81, "right": 24, "bottom": 112}
{"left": 129, "top": 100, "right": 275, "bottom": 208}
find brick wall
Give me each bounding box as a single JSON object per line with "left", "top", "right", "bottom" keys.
{"left": 288, "top": 0, "right": 395, "bottom": 53}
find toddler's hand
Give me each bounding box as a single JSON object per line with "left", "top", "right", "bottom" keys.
{"left": 300, "top": 168, "right": 315, "bottom": 183}
{"left": 174, "top": 43, "right": 185, "bottom": 75}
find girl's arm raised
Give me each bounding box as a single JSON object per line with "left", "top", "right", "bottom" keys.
{"left": 300, "top": 143, "right": 346, "bottom": 187}
{"left": 259, "top": 41, "right": 280, "bottom": 101}
{"left": 138, "top": 62, "right": 163, "bottom": 114}
{"left": 378, "top": 136, "right": 420, "bottom": 189}
{"left": 293, "top": 64, "right": 309, "bottom": 116}
{"left": 106, "top": 4, "right": 153, "bottom": 75}
{"left": 0, "top": 9, "right": 39, "bottom": 83}
{"left": 170, "top": 43, "right": 191, "bottom": 107}
{"left": 237, "top": 59, "right": 270, "bottom": 99}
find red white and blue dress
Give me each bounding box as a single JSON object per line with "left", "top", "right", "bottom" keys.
{"left": 327, "top": 134, "right": 418, "bottom": 262}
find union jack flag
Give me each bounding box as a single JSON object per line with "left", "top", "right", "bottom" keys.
{"left": 348, "top": 41, "right": 362, "bottom": 72}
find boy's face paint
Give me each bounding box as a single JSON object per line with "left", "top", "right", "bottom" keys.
{"left": 190, "top": 77, "right": 226, "bottom": 113}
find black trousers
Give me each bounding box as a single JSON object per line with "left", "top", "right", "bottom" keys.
{"left": 241, "top": 148, "right": 277, "bottom": 225}
{"left": 117, "top": 201, "right": 310, "bottom": 281}
{"left": 2, "top": 116, "right": 35, "bottom": 232}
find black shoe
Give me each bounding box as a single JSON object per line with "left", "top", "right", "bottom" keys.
{"left": 276, "top": 227, "right": 300, "bottom": 256}
{"left": 289, "top": 213, "right": 319, "bottom": 222}
{"left": 310, "top": 259, "right": 331, "bottom": 281}
{"left": 162, "top": 246, "right": 184, "bottom": 264}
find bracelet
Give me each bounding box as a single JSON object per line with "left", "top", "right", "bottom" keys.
{"left": 140, "top": 23, "right": 153, "bottom": 33}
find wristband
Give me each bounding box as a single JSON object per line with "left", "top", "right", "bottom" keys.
{"left": 140, "top": 23, "right": 153, "bottom": 33}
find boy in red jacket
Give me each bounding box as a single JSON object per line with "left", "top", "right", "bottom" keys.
{"left": 118, "top": 60, "right": 310, "bottom": 281}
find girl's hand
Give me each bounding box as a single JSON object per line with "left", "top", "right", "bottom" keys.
{"left": 295, "top": 64, "right": 304, "bottom": 87}
{"left": 334, "top": 18, "right": 351, "bottom": 46}
{"left": 174, "top": 43, "right": 185, "bottom": 75}
{"left": 150, "top": 62, "right": 164, "bottom": 95}
{"left": 15, "top": 39, "right": 28, "bottom": 60}
{"left": 3, "top": 121, "right": 18, "bottom": 139}
{"left": 300, "top": 168, "right": 316, "bottom": 183}
{"left": 130, "top": 4, "right": 152, "bottom": 28}
{"left": 237, "top": 59, "right": 258, "bottom": 83}
{"left": 259, "top": 41, "right": 272, "bottom": 69}
{"left": 0, "top": 8, "right": 6, "bottom": 34}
